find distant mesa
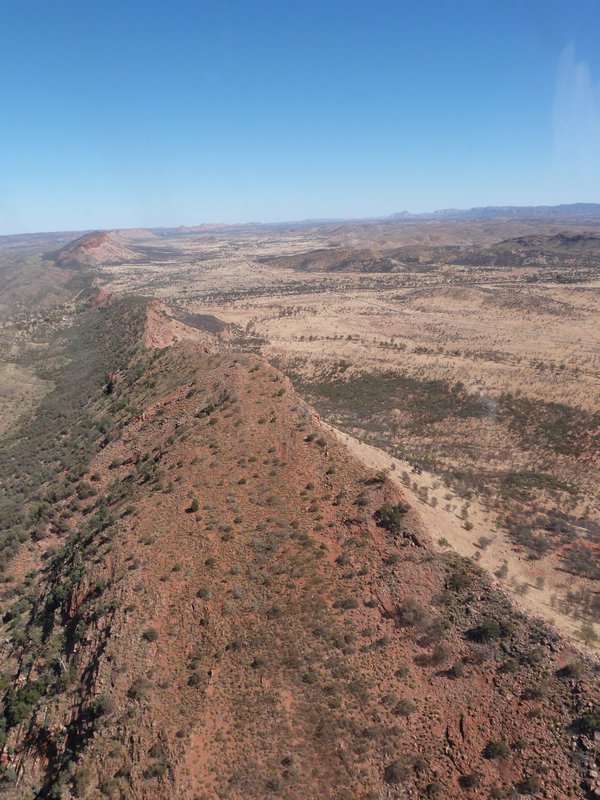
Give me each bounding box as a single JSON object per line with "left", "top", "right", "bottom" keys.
{"left": 115, "top": 227, "right": 158, "bottom": 241}
{"left": 177, "top": 223, "right": 231, "bottom": 233}
{"left": 48, "top": 230, "right": 139, "bottom": 269}
{"left": 174, "top": 222, "right": 262, "bottom": 234}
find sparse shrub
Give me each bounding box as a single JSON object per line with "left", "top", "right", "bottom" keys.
{"left": 468, "top": 617, "right": 513, "bottom": 643}
{"left": 577, "top": 622, "right": 598, "bottom": 645}
{"left": 128, "top": 677, "right": 151, "bottom": 701}
{"left": 449, "top": 661, "right": 464, "bottom": 678}
{"left": 516, "top": 775, "right": 541, "bottom": 795}
{"left": 384, "top": 760, "right": 409, "bottom": 784}
{"left": 558, "top": 661, "right": 585, "bottom": 679}
{"left": 144, "top": 760, "right": 168, "bottom": 779}
{"left": 143, "top": 627, "right": 159, "bottom": 642}
{"left": 71, "top": 765, "right": 92, "bottom": 796}
{"left": 459, "top": 772, "right": 481, "bottom": 790}
{"left": 574, "top": 706, "right": 600, "bottom": 734}
{"left": 397, "top": 597, "right": 426, "bottom": 626}
{"left": 394, "top": 698, "right": 416, "bottom": 716}
{"left": 495, "top": 563, "right": 509, "bottom": 579}
{"left": 430, "top": 642, "right": 451, "bottom": 665}
{"left": 446, "top": 564, "right": 474, "bottom": 592}
{"left": 91, "top": 693, "right": 114, "bottom": 718}
{"left": 333, "top": 598, "right": 358, "bottom": 610}
{"left": 376, "top": 502, "right": 410, "bottom": 534}
{"left": 484, "top": 740, "right": 510, "bottom": 759}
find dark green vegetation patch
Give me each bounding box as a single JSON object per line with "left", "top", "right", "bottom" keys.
{"left": 498, "top": 393, "right": 600, "bottom": 457}
{"left": 303, "top": 371, "right": 487, "bottom": 433}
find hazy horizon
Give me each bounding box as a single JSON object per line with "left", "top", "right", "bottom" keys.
{"left": 6, "top": 200, "right": 600, "bottom": 240}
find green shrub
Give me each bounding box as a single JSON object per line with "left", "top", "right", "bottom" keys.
{"left": 394, "top": 698, "right": 416, "bottom": 716}
{"left": 558, "top": 661, "right": 585, "bottom": 679}
{"left": 333, "top": 598, "right": 358, "bottom": 610}
{"left": 574, "top": 706, "right": 600, "bottom": 734}
{"left": 449, "top": 662, "right": 464, "bottom": 678}
{"left": 397, "top": 597, "right": 426, "bottom": 626}
{"left": 517, "top": 775, "right": 542, "bottom": 795}
{"left": 91, "top": 693, "right": 114, "bottom": 718}
{"left": 484, "top": 740, "right": 510, "bottom": 759}
{"left": 144, "top": 760, "right": 168, "bottom": 779}
{"left": 384, "top": 760, "right": 409, "bottom": 784}
{"left": 467, "top": 617, "right": 513, "bottom": 643}
{"left": 376, "top": 502, "right": 410, "bottom": 534}
{"left": 128, "top": 677, "right": 151, "bottom": 701}
{"left": 459, "top": 772, "right": 481, "bottom": 790}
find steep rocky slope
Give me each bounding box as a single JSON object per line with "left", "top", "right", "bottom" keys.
{"left": 0, "top": 298, "right": 598, "bottom": 799}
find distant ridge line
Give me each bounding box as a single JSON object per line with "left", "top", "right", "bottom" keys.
{"left": 3, "top": 203, "right": 600, "bottom": 240}
{"left": 388, "top": 203, "right": 600, "bottom": 221}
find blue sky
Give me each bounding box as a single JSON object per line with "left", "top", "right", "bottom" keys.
{"left": 1, "top": 0, "right": 599, "bottom": 234}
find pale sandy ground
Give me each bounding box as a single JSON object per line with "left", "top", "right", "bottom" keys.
{"left": 186, "top": 271, "right": 600, "bottom": 412}
{"left": 325, "top": 423, "right": 599, "bottom": 656}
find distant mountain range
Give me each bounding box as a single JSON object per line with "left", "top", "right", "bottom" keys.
{"left": 4, "top": 204, "right": 600, "bottom": 245}
{"left": 389, "top": 203, "right": 600, "bottom": 221}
